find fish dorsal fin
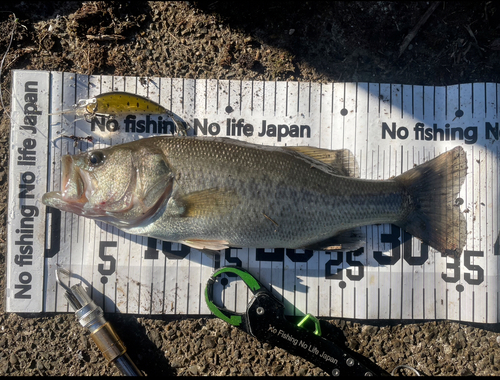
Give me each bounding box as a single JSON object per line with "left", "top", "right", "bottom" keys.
{"left": 284, "top": 146, "right": 360, "bottom": 177}
{"left": 178, "top": 188, "right": 240, "bottom": 218}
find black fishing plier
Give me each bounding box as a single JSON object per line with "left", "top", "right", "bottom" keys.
{"left": 205, "top": 266, "right": 390, "bottom": 376}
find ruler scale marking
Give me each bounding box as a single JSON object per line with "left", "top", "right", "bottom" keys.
{"left": 6, "top": 71, "right": 500, "bottom": 322}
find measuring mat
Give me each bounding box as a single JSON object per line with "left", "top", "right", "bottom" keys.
{"left": 6, "top": 70, "right": 500, "bottom": 323}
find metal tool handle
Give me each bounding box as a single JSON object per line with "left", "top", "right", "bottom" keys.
{"left": 56, "top": 267, "right": 143, "bottom": 376}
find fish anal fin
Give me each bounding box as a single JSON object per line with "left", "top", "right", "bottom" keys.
{"left": 284, "top": 146, "right": 359, "bottom": 177}
{"left": 304, "top": 227, "right": 365, "bottom": 251}
{"left": 181, "top": 239, "right": 229, "bottom": 251}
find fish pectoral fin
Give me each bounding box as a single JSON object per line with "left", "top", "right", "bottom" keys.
{"left": 181, "top": 239, "right": 229, "bottom": 251}
{"left": 180, "top": 188, "right": 240, "bottom": 218}
{"left": 284, "top": 146, "right": 360, "bottom": 177}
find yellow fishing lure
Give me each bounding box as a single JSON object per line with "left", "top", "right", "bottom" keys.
{"left": 75, "top": 91, "right": 169, "bottom": 116}
{"left": 53, "top": 91, "right": 188, "bottom": 135}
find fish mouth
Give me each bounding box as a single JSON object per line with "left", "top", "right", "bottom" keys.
{"left": 42, "top": 155, "right": 95, "bottom": 216}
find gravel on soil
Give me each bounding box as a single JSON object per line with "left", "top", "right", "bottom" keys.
{"left": 1, "top": 1, "right": 500, "bottom": 376}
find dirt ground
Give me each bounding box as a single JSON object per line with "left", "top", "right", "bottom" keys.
{"left": 1, "top": 1, "right": 500, "bottom": 376}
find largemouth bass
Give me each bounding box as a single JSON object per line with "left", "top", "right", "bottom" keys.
{"left": 42, "top": 136, "right": 468, "bottom": 257}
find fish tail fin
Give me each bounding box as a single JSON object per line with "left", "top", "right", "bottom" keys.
{"left": 394, "top": 146, "right": 468, "bottom": 257}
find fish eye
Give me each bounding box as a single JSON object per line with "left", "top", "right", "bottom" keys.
{"left": 88, "top": 151, "right": 105, "bottom": 167}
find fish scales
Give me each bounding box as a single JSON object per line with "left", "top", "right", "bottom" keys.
{"left": 42, "top": 136, "right": 468, "bottom": 256}
{"left": 133, "top": 137, "right": 405, "bottom": 248}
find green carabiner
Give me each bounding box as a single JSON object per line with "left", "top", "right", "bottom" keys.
{"left": 204, "top": 267, "right": 262, "bottom": 327}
